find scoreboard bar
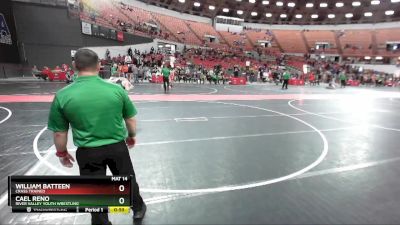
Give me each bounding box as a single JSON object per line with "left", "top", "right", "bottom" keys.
{"left": 12, "top": 206, "right": 131, "bottom": 213}
{"left": 8, "top": 176, "right": 133, "bottom": 213}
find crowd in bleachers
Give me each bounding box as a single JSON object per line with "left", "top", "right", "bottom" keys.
{"left": 31, "top": 44, "right": 399, "bottom": 88}
{"left": 35, "top": 0, "right": 400, "bottom": 87}
{"left": 287, "top": 55, "right": 400, "bottom": 87}
{"left": 117, "top": 2, "right": 171, "bottom": 40}
{"left": 78, "top": 0, "right": 400, "bottom": 59}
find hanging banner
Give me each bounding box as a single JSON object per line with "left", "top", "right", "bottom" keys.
{"left": 81, "top": 21, "right": 92, "bottom": 35}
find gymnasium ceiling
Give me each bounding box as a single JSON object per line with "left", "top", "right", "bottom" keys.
{"left": 138, "top": 0, "right": 400, "bottom": 25}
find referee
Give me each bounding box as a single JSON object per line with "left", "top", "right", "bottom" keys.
{"left": 281, "top": 69, "right": 291, "bottom": 90}
{"left": 161, "top": 64, "right": 171, "bottom": 93}
{"left": 47, "top": 49, "right": 146, "bottom": 225}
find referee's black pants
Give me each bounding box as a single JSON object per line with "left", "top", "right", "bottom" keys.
{"left": 76, "top": 141, "right": 144, "bottom": 225}
{"left": 163, "top": 76, "right": 170, "bottom": 93}
{"left": 341, "top": 80, "right": 346, "bottom": 88}
{"left": 282, "top": 79, "right": 289, "bottom": 89}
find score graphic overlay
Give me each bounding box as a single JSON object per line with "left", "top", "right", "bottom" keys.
{"left": 8, "top": 176, "right": 132, "bottom": 213}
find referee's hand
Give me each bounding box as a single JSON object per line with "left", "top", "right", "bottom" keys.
{"left": 59, "top": 153, "right": 75, "bottom": 168}
{"left": 126, "top": 137, "right": 136, "bottom": 149}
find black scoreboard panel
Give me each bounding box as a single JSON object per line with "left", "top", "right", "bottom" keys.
{"left": 91, "top": 24, "right": 99, "bottom": 36}
{"left": 82, "top": 21, "right": 120, "bottom": 42}
{"left": 110, "top": 29, "right": 117, "bottom": 40}
{"left": 98, "top": 26, "right": 110, "bottom": 38}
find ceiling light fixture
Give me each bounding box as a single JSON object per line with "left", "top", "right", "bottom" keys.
{"left": 385, "top": 10, "right": 395, "bottom": 15}
{"left": 364, "top": 12, "right": 373, "bottom": 17}
{"left": 336, "top": 2, "right": 344, "bottom": 7}
{"left": 371, "top": 0, "right": 380, "bottom": 5}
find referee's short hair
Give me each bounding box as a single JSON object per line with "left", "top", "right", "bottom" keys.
{"left": 74, "top": 48, "right": 99, "bottom": 71}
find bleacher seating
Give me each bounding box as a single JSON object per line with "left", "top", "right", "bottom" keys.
{"left": 129, "top": 6, "right": 153, "bottom": 24}
{"left": 272, "top": 30, "right": 307, "bottom": 53}
{"left": 78, "top": 1, "right": 400, "bottom": 59}
{"left": 113, "top": 1, "right": 179, "bottom": 42}
{"left": 303, "top": 30, "right": 338, "bottom": 54}
{"left": 80, "top": 0, "right": 118, "bottom": 29}
{"left": 219, "top": 31, "right": 253, "bottom": 51}
{"left": 339, "top": 30, "right": 373, "bottom": 56}
{"left": 185, "top": 21, "right": 228, "bottom": 47}
{"left": 375, "top": 29, "right": 400, "bottom": 56}
{"left": 246, "top": 30, "right": 273, "bottom": 46}
{"left": 152, "top": 14, "right": 202, "bottom": 45}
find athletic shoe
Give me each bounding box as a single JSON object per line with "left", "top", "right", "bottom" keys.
{"left": 133, "top": 204, "right": 147, "bottom": 220}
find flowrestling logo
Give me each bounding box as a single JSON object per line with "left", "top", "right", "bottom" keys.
{"left": 0, "top": 13, "right": 12, "bottom": 45}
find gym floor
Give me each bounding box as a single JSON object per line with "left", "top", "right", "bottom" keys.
{"left": 0, "top": 80, "right": 400, "bottom": 224}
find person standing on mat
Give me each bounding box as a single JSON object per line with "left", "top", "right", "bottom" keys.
{"left": 339, "top": 71, "right": 347, "bottom": 88}
{"left": 282, "top": 69, "right": 291, "bottom": 90}
{"left": 161, "top": 63, "right": 171, "bottom": 93}
{"left": 47, "top": 48, "right": 146, "bottom": 225}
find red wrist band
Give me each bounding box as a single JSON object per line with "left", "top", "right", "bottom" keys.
{"left": 56, "top": 150, "right": 68, "bottom": 158}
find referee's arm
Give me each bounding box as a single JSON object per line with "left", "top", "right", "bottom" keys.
{"left": 48, "top": 96, "right": 75, "bottom": 167}
{"left": 122, "top": 90, "right": 138, "bottom": 148}
{"left": 125, "top": 117, "right": 136, "bottom": 138}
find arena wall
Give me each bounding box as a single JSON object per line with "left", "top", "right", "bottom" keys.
{"left": 2, "top": 1, "right": 153, "bottom": 77}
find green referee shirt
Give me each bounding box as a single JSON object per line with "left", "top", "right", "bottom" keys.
{"left": 47, "top": 75, "right": 137, "bottom": 147}
{"left": 283, "top": 71, "right": 291, "bottom": 80}
{"left": 339, "top": 73, "right": 347, "bottom": 81}
{"left": 161, "top": 67, "right": 171, "bottom": 78}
